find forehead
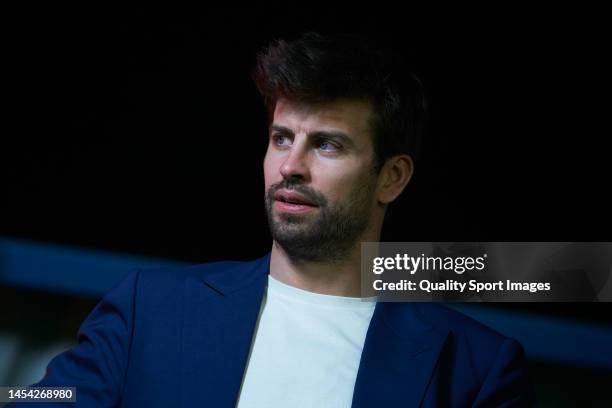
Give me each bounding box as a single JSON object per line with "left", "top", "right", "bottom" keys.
{"left": 272, "top": 98, "right": 373, "bottom": 140}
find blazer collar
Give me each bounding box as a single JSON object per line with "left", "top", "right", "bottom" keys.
{"left": 182, "top": 253, "right": 448, "bottom": 408}
{"left": 195, "top": 253, "right": 271, "bottom": 295}
{"left": 351, "top": 301, "right": 449, "bottom": 407}
{"left": 181, "top": 254, "right": 270, "bottom": 407}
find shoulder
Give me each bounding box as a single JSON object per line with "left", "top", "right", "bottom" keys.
{"left": 413, "top": 303, "right": 525, "bottom": 374}
{"left": 136, "top": 259, "right": 252, "bottom": 283}
{"left": 129, "top": 254, "right": 270, "bottom": 296}
{"left": 414, "top": 302, "right": 507, "bottom": 342}
{"left": 409, "top": 303, "right": 537, "bottom": 404}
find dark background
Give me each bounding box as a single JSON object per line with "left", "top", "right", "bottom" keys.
{"left": 1, "top": 5, "right": 610, "bottom": 405}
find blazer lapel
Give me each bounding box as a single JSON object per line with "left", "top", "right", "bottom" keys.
{"left": 181, "top": 255, "right": 270, "bottom": 407}
{"left": 179, "top": 253, "right": 448, "bottom": 407}
{"left": 352, "top": 302, "right": 449, "bottom": 408}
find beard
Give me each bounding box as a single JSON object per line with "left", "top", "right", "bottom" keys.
{"left": 265, "top": 177, "right": 376, "bottom": 263}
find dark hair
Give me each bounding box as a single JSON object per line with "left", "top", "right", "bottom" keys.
{"left": 253, "top": 32, "right": 428, "bottom": 172}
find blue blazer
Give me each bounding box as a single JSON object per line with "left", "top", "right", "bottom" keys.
{"left": 17, "top": 254, "right": 537, "bottom": 407}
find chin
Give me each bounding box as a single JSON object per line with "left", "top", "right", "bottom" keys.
{"left": 275, "top": 212, "right": 314, "bottom": 224}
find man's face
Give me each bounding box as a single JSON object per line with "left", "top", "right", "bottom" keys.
{"left": 264, "top": 97, "right": 380, "bottom": 262}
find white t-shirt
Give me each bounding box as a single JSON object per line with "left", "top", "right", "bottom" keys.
{"left": 236, "top": 274, "right": 376, "bottom": 408}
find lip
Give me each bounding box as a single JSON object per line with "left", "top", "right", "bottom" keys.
{"left": 273, "top": 189, "right": 318, "bottom": 214}
{"left": 274, "top": 189, "right": 317, "bottom": 206}
{"left": 274, "top": 200, "right": 317, "bottom": 214}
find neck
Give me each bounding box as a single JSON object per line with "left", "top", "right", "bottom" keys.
{"left": 269, "top": 224, "right": 381, "bottom": 297}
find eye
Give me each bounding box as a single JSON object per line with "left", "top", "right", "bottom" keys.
{"left": 272, "top": 134, "right": 292, "bottom": 147}
{"left": 317, "top": 140, "right": 340, "bottom": 152}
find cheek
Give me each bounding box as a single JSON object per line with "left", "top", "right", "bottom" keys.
{"left": 263, "top": 151, "right": 280, "bottom": 187}
{"left": 313, "top": 166, "right": 367, "bottom": 202}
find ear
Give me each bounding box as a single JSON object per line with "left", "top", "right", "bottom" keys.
{"left": 376, "top": 154, "right": 414, "bottom": 205}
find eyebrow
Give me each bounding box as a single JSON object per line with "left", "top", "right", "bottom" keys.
{"left": 270, "top": 124, "right": 355, "bottom": 148}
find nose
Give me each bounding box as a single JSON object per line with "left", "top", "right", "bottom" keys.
{"left": 279, "top": 142, "right": 311, "bottom": 182}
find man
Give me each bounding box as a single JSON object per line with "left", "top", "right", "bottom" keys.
{"left": 14, "top": 32, "right": 537, "bottom": 407}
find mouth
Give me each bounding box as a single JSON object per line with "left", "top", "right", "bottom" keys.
{"left": 273, "top": 189, "right": 318, "bottom": 214}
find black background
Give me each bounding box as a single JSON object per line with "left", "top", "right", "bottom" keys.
{"left": 2, "top": 6, "right": 610, "bottom": 318}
